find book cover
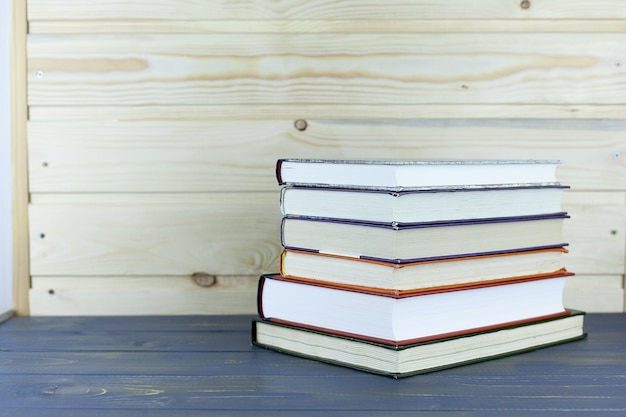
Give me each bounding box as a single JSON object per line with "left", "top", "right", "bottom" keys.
{"left": 257, "top": 272, "right": 572, "bottom": 345}
{"left": 280, "top": 213, "right": 569, "bottom": 263}
{"left": 251, "top": 310, "right": 587, "bottom": 378}
{"left": 279, "top": 247, "right": 569, "bottom": 294}
{"left": 279, "top": 184, "right": 569, "bottom": 225}
{"left": 276, "top": 159, "right": 562, "bottom": 191}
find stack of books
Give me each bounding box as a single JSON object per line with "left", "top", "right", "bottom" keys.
{"left": 252, "top": 159, "right": 587, "bottom": 378}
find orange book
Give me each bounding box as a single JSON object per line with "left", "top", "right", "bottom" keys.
{"left": 280, "top": 247, "right": 569, "bottom": 296}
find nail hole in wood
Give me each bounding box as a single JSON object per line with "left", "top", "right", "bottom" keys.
{"left": 520, "top": 0, "right": 531, "bottom": 9}
{"left": 294, "top": 119, "right": 308, "bottom": 131}
{"left": 40, "top": 233, "right": 46, "bottom": 239}
{"left": 48, "top": 289, "right": 55, "bottom": 295}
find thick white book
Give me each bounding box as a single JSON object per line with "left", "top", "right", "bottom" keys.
{"left": 257, "top": 272, "right": 572, "bottom": 345}
{"left": 276, "top": 159, "right": 562, "bottom": 191}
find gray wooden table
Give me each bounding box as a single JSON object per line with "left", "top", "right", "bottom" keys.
{"left": 0, "top": 313, "right": 624, "bottom": 416}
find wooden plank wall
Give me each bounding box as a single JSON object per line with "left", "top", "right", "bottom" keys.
{"left": 24, "top": 0, "right": 626, "bottom": 315}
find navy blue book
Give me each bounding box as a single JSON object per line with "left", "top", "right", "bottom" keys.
{"left": 281, "top": 213, "right": 569, "bottom": 264}
{"left": 280, "top": 184, "right": 568, "bottom": 225}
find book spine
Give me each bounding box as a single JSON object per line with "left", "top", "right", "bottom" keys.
{"left": 278, "top": 250, "right": 287, "bottom": 276}
{"left": 280, "top": 217, "right": 286, "bottom": 248}
{"left": 279, "top": 186, "right": 287, "bottom": 216}
{"left": 276, "top": 159, "right": 286, "bottom": 185}
{"left": 256, "top": 275, "right": 269, "bottom": 318}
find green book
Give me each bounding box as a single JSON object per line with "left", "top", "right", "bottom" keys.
{"left": 252, "top": 310, "right": 586, "bottom": 378}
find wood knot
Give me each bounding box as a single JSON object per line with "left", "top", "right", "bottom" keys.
{"left": 520, "top": 0, "right": 531, "bottom": 9}
{"left": 191, "top": 272, "right": 217, "bottom": 288}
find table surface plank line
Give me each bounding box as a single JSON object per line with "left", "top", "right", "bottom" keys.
{"left": 0, "top": 313, "right": 624, "bottom": 415}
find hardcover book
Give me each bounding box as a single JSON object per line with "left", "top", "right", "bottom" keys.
{"left": 280, "top": 247, "right": 569, "bottom": 294}
{"left": 252, "top": 310, "right": 587, "bottom": 378}
{"left": 276, "top": 159, "right": 562, "bottom": 191}
{"left": 280, "top": 184, "right": 568, "bottom": 225}
{"left": 257, "top": 157, "right": 584, "bottom": 378}
{"left": 257, "top": 272, "right": 572, "bottom": 345}
{"left": 281, "top": 213, "right": 569, "bottom": 263}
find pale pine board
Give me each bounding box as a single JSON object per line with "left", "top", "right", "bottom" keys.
{"left": 564, "top": 275, "right": 624, "bottom": 313}
{"left": 28, "top": 119, "right": 626, "bottom": 192}
{"left": 26, "top": 0, "right": 626, "bottom": 20}
{"left": 27, "top": 33, "right": 626, "bottom": 106}
{"left": 562, "top": 192, "right": 626, "bottom": 206}
{"left": 28, "top": 274, "right": 623, "bottom": 315}
{"left": 28, "top": 194, "right": 282, "bottom": 276}
{"left": 27, "top": 104, "right": 626, "bottom": 121}
{"left": 562, "top": 204, "right": 626, "bottom": 275}
{"left": 564, "top": 289, "right": 625, "bottom": 313}
{"left": 28, "top": 193, "right": 623, "bottom": 276}
{"left": 11, "top": 0, "right": 30, "bottom": 316}
{"left": 28, "top": 276, "right": 258, "bottom": 315}
{"left": 29, "top": 276, "right": 260, "bottom": 316}
{"left": 20, "top": 0, "right": 626, "bottom": 317}
{"left": 26, "top": 20, "right": 626, "bottom": 35}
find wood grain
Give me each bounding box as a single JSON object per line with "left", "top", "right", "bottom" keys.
{"left": 29, "top": 284, "right": 259, "bottom": 316}
{"left": 28, "top": 104, "right": 626, "bottom": 121}
{"left": 563, "top": 205, "right": 626, "bottom": 274}
{"left": 26, "top": 273, "right": 624, "bottom": 316}
{"left": 19, "top": 0, "right": 626, "bottom": 315}
{"left": 27, "top": 33, "right": 626, "bottom": 106}
{"left": 28, "top": 19, "right": 626, "bottom": 35}
{"left": 11, "top": 0, "right": 29, "bottom": 315}
{"left": 1, "top": 408, "right": 430, "bottom": 417}
{"left": 2, "top": 370, "right": 623, "bottom": 411}
{"left": 28, "top": 194, "right": 282, "bottom": 276}
{"left": 28, "top": 120, "right": 626, "bottom": 192}
{"left": 26, "top": 0, "right": 626, "bottom": 20}
{"left": 0, "top": 314, "right": 256, "bottom": 332}
{"left": 0, "top": 314, "right": 624, "bottom": 414}
{"left": 562, "top": 191, "right": 626, "bottom": 206}
{"left": 564, "top": 275, "right": 624, "bottom": 313}
{"left": 27, "top": 194, "right": 623, "bottom": 274}
{"left": 0, "top": 327, "right": 252, "bottom": 351}
{"left": 29, "top": 275, "right": 260, "bottom": 316}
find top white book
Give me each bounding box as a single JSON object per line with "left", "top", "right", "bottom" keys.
{"left": 276, "top": 159, "right": 562, "bottom": 190}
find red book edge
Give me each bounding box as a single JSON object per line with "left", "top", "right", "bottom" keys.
{"left": 276, "top": 159, "right": 285, "bottom": 185}
{"left": 272, "top": 267, "right": 573, "bottom": 299}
